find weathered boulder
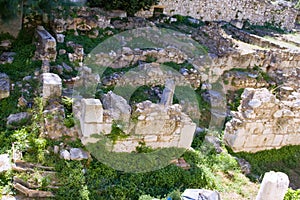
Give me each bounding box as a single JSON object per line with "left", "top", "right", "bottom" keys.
{"left": 7, "top": 112, "right": 31, "bottom": 127}
{"left": 0, "top": 52, "right": 16, "bottom": 64}
{"left": 182, "top": 189, "right": 221, "bottom": 200}
{"left": 102, "top": 91, "right": 131, "bottom": 123}
{"left": 60, "top": 150, "right": 71, "bottom": 160}
{"left": 0, "top": 154, "right": 11, "bottom": 173}
{"left": 256, "top": 171, "right": 289, "bottom": 200}
{"left": 70, "top": 148, "right": 89, "bottom": 160}
{"left": 0, "top": 73, "right": 10, "bottom": 99}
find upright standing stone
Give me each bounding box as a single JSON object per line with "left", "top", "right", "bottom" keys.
{"left": 256, "top": 171, "right": 289, "bottom": 200}
{"left": 35, "top": 26, "right": 57, "bottom": 61}
{"left": 160, "top": 79, "right": 175, "bottom": 106}
{"left": 80, "top": 99, "right": 104, "bottom": 138}
{"left": 42, "top": 73, "right": 62, "bottom": 101}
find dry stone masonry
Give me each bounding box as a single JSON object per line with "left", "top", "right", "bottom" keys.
{"left": 79, "top": 96, "right": 196, "bottom": 152}
{"left": 136, "top": 0, "right": 298, "bottom": 30}
{"left": 224, "top": 88, "right": 300, "bottom": 153}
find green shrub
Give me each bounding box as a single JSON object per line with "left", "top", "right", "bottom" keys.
{"left": 284, "top": 188, "right": 300, "bottom": 200}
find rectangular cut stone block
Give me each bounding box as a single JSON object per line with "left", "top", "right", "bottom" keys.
{"left": 225, "top": 134, "right": 247, "bottom": 151}
{"left": 42, "top": 73, "right": 62, "bottom": 100}
{"left": 256, "top": 171, "right": 289, "bottom": 200}
{"left": 283, "top": 134, "right": 300, "bottom": 146}
{"left": 113, "top": 140, "right": 139, "bottom": 152}
{"left": 81, "top": 99, "right": 103, "bottom": 123}
{"left": 272, "top": 135, "right": 283, "bottom": 147}
{"left": 80, "top": 123, "right": 111, "bottom": 138}
{"left": 178, "top": 122, "right": 196, "bottom": 149}
{"left": 244, "top": 135, "right": 274, "bottom": 148}
{"left": 144, "top": 135, "right": 158, "bottom": 142}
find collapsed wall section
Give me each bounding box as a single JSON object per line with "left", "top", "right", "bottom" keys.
{"left": 224, "top": 88, "right": 300, "bottom": 152}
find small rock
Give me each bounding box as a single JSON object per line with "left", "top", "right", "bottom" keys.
{"left": 0, "top": 40, "right": 12, "bottom": 49}
{"left": 62, "top": 62, "right": 73, "bottom": 72}
{"left": 56, "top": 33, "right": 65, "bottom": 43}
{"left": 59, "top": 49, "right": 66, "bottom": 55}
{"left": 53, "top": 145, "right": 59, "bottom": 154}
{"left": 23, "top": 76, "right": 32, "bottom": 82}
{"left": 204, "top": 135, "right": 223, "bottom": 153}
{"left": 0, "top": 52, "right": 16, "bottom": 64}
{"left": 236, "top": 158, "right": 251, "bottom": 175}
{"left": 7, "top": 112, "right": 31, "bottom": 127}
{"left": 70, "top": 148, "right": 89, "bottom": 160}
{"left": 17, "top": 96, "right": 28, "bottom": 108}
{"left": 60, "top": 149, "right": 71, "bottom": 160}
{"left": 182, "top": 189, "right": 221, "bottom": 200}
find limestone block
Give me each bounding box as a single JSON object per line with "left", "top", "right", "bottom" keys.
{"left": 223, "top": 133, "right": 247, "bottom": 151}
{"left": 81, "top": 99, "right": 103, "bottom": 123}
{"left": 144, "top": 135, "right": 158, "bottom": 142}
{"left": 80, "top": 123, "right": 110, "bottom": 137}
{"left": 256, "top": 171, "right": 289, "bottom": 200}
{"left": 283, "top": 134, "right": 300, "bottom": 146}
{"left": 0, "top": 154, "right": 11, "bottom": 173}
{"left": 272, "top": 135, "right": 284, "bottom": 147}
{"left": 42, "top": 73, "right": 62, "bottom": 100}
{"left": 178, "top": 122, "right": 196, "bottom": 149}
{"left": 244, "top": 135, "right": 274, "bottom": 148}
{"left": 113, "top": 140, "right": 139, "bottom": 152}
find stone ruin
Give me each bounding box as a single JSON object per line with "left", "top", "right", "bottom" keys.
{"left": 224, "top": 88, "right": 300, "bottom": 153}
{"left": 78, "top": 95, "right": 196, "bottom": 152}
{"left": 35, "top": 26, "right": 57, "bottom": 61}
{"left": 136, "top": 0, "right": 298, "bottom": 30}
{"left": 51, "top": 7, "right": 111, "bottom": 35}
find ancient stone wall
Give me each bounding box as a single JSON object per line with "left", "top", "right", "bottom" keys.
{"left": 136, "top": 0, "right": 298, "bottom": 30}
{"left": 224, "top": 88, "right": 300, "bottom": 153}
{"left": 78, "top": 96, "right": 196, "bottom": 152}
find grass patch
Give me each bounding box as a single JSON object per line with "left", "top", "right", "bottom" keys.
{"left": 230, "top": 145, "right": 300, "bottom": 187}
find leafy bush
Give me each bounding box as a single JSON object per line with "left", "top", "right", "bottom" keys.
{"left": 284, "top": 188, "right": 300, "bottom": 200}
{"left": 230, "top": 145, "right": 300, "bottom": 185}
